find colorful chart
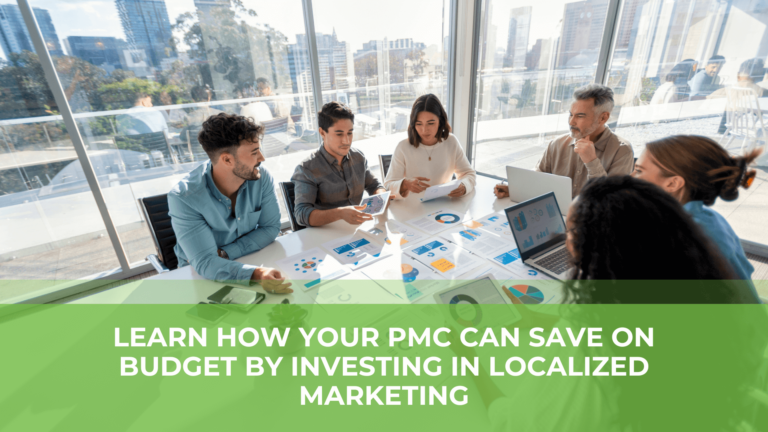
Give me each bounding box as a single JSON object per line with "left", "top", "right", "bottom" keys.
{"left": 412, "top": 240, "right": 445, "bottom": 255}
{"left": 401, "top": 263, "right": 420, "bottom": 282}
{"left": 449, "top": 294, "right": 483, "bottom": 326}
{"left": 295, "top": 258, "right": 322, "bottom": 273}
{"left": 435, "top": 213, "right": 460, "bottom": 224}
{"left": 512, "top": 211, "right": 527, "bottom": 231}
{"left": 458, "top": 229, "right": 482, "bottom": 241}
{"left": 494, "top": 249, "right": 521, "bottom": 265}
{"left": 509, "top": 285, "right": 545, "bottom": 304}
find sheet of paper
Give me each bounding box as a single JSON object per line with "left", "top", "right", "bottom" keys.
{"left": 440, "top": 225, "right": 510, "bottom": 258}
{"left": 420, "top": 179, "right": 461, "bottom": 202}
{"left": 321, "top": 233, "right": 390, "bottom": 270}
{"left": 361, "top": 256, "right": 447, "bottom": 303}
{"left": 471, "top": 211, "right": 515, "bottom": 240}
{"left": 275, "top": 247, "right": 350, "bottom": 291}
{"left": 359, "top": 191, "right": 390, "bottom": 216}
{"left": 383, "top": 220, "right": 427, "bottom": 248}
{"left": 406, "top": 209, "right": 466, "bottom": 235}
{"left": 490, "top": 247, "right": 523, "bottom": 268}
{"left": 403, "top": 238, "right": 484, "bottom": 279}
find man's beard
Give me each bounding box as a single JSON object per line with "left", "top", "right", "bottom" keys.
{"left": 569, "top": 119, "right": 600, "bottom": 140}
{"left": 233, "top": 159, "right": 261, "bottom": 181}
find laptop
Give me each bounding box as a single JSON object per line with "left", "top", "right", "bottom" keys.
{"left": 504, "top": 192, "right": 571, "bottom": 280}
{"left": 506, "top": 166, "right": 572, "bottom": 213}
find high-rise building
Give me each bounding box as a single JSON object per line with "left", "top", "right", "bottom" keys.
{"left": 557, "top": 0, "right": 610, "bottom": 67}
{"left": 115, "top": 0, "right": 174, "bottom": 68}
{"left": 504, "top": 6, "right": 532, "bottom": 69}
{"left": 615, "top": 0, "right": 650, "bottom": 50}
{"left": 0, "top": 4, "right": 63, "bottom": 58}
{"left": 525, "top": 38, "right": 544, "bottom": 70}
{"left": 64, "top": 36, "right": 125, "bottom": 70}
{"left": 289, "top": 32, "right": 353, "bottom": 94}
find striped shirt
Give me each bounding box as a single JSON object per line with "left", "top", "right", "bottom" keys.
{"left": 291, "top": 144, "right": 382, "bottom": 227}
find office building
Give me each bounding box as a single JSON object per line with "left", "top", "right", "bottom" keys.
{"left": 63, "top": 36, "right": 125, "bottom": 70}
{"left": 0, "top": 4, "right": 62, "bottom": 58}
{"left": 115, "top": 0, "right": 174, "bottom": 68}
{"left": 504, "top": 6, "right": 532, "bottom": 70}
{"left": 289, "top": 31, "right": 354, "bottom": 93}
{"left": 557, "top": 0, "right": 610, "bottom": 68}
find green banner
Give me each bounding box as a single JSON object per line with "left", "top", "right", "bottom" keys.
{"left": 1, "top": 280, "right": 767, "bottom": 431}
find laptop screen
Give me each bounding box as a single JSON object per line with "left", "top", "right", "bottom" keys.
{"left": 504, "top": 192, "right": 567, "bottom": 260}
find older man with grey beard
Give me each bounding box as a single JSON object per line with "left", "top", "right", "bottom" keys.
{"left": 494, "top": 84, "right": 634, "bottom": 198}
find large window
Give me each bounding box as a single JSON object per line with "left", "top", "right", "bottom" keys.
{"left": 470, "top": 0, "right": 610, "bottom": 177}
{"left": 311, "top": 0, "right": 452, "bottom": 172}
{"left": 0, "top": 0, "right": 454, "bottom": 300}
{"left": 0, "top": 18, "right": 121, "bottom": 299}
{"left": 606, "top": 0, "right": 768, "bottom": 245}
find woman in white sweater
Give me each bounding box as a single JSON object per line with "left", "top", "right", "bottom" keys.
{"left": 384, "top": 94, "right": 476, "bottom": 199}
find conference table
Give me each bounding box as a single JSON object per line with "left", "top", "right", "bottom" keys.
{"left": 72, "top": 175, "right": 549, "bottom": 305}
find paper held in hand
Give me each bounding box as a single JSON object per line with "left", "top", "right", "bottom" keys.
{"left": 359, "top": 191, "right": 391, "bottom": 216}
{"left": 420, "top": 179, "right": 462, "bottom": 202}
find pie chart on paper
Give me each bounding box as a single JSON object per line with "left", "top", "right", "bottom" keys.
{"left": 509, "top": 285, "right": 545, "bottom": 304}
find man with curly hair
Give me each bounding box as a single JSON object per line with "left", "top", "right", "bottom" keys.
{"left": 168, "top": 113, "right": 292, "bottom": 293}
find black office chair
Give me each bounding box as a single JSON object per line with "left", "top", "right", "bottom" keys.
{"left": 279, "top": 181, "right": 305, "bottom": 233}
{"left": 379, "top": 154, "right": 392, "bottom": 180}
{"left": 138, "top": 194, "right": 178, "bottom": 273}
{"left": 115, "top": 132, "right": 177, "bottom": 166}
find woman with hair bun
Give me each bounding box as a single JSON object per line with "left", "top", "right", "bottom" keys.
{"left": 632, "top": 135, "right": 761, "bottom": 296}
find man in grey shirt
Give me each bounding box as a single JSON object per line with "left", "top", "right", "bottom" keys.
{"left": 291, "top": 102, "right": 386, "bottom": 227}
{"left": 494, "top": 84, "right": 634, "bottom": 198}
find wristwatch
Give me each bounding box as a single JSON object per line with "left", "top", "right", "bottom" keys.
{"left": 217, "top": 248, "right": 229, "bottom": 260}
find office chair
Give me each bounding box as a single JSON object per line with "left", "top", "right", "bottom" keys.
{"left": 279, "top": 181, "right": 305, "bottom": 233}
{"left": 138, "top": 194, "right": 178, "bottom": 273}
{"left": 379, "top": 154, "right": 392, "bottom": 180}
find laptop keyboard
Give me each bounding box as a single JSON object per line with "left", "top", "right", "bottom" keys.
{"left": 533, "top": 248, "right": 571, "bottom": 275}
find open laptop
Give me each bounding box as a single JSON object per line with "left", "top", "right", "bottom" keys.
{"left": 506, "top": 166, "right": 572, "bottom": 213}
{"left": 504, "top": 192, "right": 571, "bottom": 280}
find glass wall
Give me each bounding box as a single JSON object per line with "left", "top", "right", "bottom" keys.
{"left": 470, "top": 0, "right": 610, "bottom": 177}
{"left": 606, "top": 0, "right": 768, "bottom": 245}
{"left": 312, "top": 0, "right": 452, "bottom": 173}
{"left": 0, "top": 0, "right": 455, "bottom": 296}
{"left": 0, "top": 11, "right": 120, "bottom": 299}
{"left": 24, "top": 0, "right": 321, "bottom": 267}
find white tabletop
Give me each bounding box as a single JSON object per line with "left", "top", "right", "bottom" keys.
{"left": 72, "top": 176, "right": 519, "bottom": 304}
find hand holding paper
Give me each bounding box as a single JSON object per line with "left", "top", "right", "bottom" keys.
{"left": 420, "top": 179, "right": 462, "bottom": 202}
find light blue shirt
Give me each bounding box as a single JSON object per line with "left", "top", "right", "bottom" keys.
{"left": 168, "top": 161, "right": 281, "bottom": 285}
{"left": 684, "top": 200, "right": 758, "bottom": 300}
